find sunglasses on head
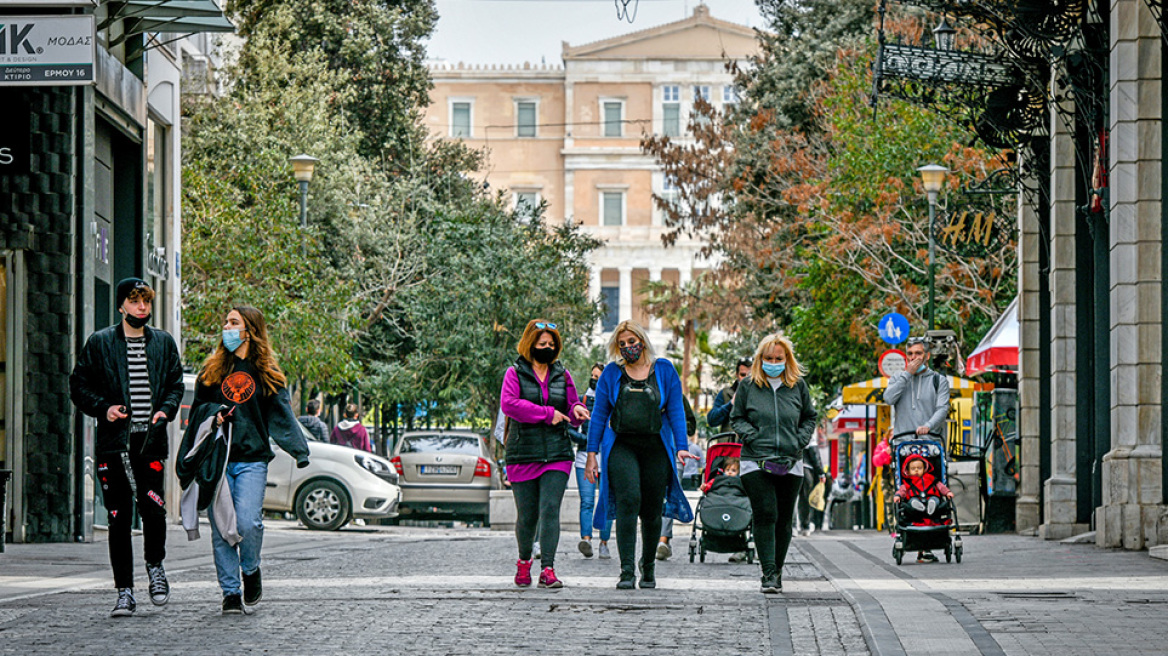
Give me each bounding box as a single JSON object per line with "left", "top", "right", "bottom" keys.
{"left": 535, "top": 322, "right": 558, "bottom": 330}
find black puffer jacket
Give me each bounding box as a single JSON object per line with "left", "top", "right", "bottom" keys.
{"left": 69, "top": 323, "right": 184, "bottom": 458}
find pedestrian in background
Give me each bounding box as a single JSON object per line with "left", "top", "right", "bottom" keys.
{"left": 69, "top": 278, "right": 184, "bottom": 618}
{"left": 500, "top": 319, "right": 590, "bottom": 589}
{"left": 332, "top": 403, "right": 371, "bottom": 452}
{"left": 574, "top": 363, "right": 612, "bottom": 560}
{"left": 706, "top": 357, "right": 752, "bottom": 434}
{"left": 656, "top": 394, "right": 700, "bottom": 561}
{"left": 178, "top": 306, "right": 309, "bottom": 615}
{"left": 585, "top": 320, "right": 695, "bottom": 590}
{"left": 796, "top": 442, "right": 825, "bottom": 536}
{"left": 298, "top": 398, "right": 329, "bottom": 443}
{"left": 731, "top": 333, "right": 816, "bottom": 594}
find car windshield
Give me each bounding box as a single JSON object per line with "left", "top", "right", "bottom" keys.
{"left": 400, "top": 434, "right": 480, "bottom": 455}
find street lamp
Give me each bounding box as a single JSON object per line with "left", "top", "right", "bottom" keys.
{"left": 917, "top": 164, "right": 948, "bottom": 331}
{"left": 932, "top": 16, "right": 956, "bottom": 51}
{"left": 289, "top": 154, "right": 319, "bottom": 229}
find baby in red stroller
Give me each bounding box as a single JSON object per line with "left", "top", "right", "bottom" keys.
{"left": 893, "top": 454, "right": 953, "bottom": 527}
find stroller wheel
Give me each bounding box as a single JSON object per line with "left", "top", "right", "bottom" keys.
{"left": 689, "top": 541, "right": 696, "bottom": 563}
{"left": 955, "top": 545, "right": 963, "bottom": 563}
{"left": 700, "top": 547, "right": 706, "bottom": 563}
{"left": 747, "top": 549, "right": 754, "bottom": 564}
{"left": 894, "top": 548, "right": 903, "bottom": 566}
{"left": 945, "top": 545, "right": 953, "bottom": 563}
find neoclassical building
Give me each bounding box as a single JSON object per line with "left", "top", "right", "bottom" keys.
{"left": 425, "top": 6, "right": 758, "bottom": 346}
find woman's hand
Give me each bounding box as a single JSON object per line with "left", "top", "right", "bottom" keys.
{"left": 585, "top": 453, "right": 599, "bottom": 484}
{"left": 550, "top": 410, "right": 570, "bottom": 425}
{"left": 572, "top": 405, "right": 591, "bottom": 422}
{"left": 677, "top": 450, "right": 698, "bottom": 468}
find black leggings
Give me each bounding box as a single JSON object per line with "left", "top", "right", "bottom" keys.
{"left": 512, "top": 470, "right": 569, "bottom": 568}
{"left": 97, "top": 453, "right": 168, "bottom": 589}
{"left": 608, "top": 435, "right": 672, "bottom": 573}
{"left": 742, "top": 470, "right": 802, "bottom": 579}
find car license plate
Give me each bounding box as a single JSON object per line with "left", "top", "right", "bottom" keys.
{"left": 420, "top": 465, "right": 459, "bottom": 475}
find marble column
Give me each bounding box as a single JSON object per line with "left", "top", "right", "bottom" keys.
{"left": 1099, "top": 0, "right": 1166, "bottom": 550}
{"left": 1017, "top": 190, "right": 1043, "bottom": 534}
{"left": 618, "top": 266, "right": 633, "bottom": 324}
{"left": 1042, "top": 71, "right": 1088, "bottom": 540}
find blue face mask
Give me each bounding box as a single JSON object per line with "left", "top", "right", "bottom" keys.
{"left": 762, "top": 362, "right": 786, "bottom": 378}
{"left": 223, "top": 329, "right": 244, "bottom": 353}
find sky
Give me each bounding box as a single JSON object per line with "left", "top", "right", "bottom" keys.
{"left": 426, "top": 0, "right": 765, "bottom": 66}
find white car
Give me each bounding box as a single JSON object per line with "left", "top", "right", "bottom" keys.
{"left": 265, "top": 422, "right": 403, "bottom": 531}
{"left": 181, "top": 375, "right": 401, "bottom": 531}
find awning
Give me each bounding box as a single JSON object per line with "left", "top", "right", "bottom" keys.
{"left": 965, "top": 297, "right": 1019, "bottom": 377}
{"left": 841, "top": 376, "right": 986, "bottom": 405}
{"left": 101, "top": 0, "right": 234, "bottom": 46}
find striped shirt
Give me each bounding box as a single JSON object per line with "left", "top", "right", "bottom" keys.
{"left": 126, "top": 336, "right": 152, "bottom": 426}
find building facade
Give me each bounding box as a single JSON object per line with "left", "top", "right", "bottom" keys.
{"left": 426, "top": 6, "right": 758, "bottom": 346}
{"left": 1, "top": 1, "right": 229, "bottom": 543}
{"left": 1012, "top": 0, "right": 1168, "bottom": 552}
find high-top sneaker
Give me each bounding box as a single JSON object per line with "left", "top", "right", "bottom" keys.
{"left": 538, "top": 567, "right": 563, "bottom": 589}
{"left": 514, "top": 559, "right": 534, "bottom": 587}
{"left": 110, "top": 588, "right": 136, "bottom": 618}
{"left": 146, "top": 562, "right": 170, "bottom": 606}
{"left": 616, "top": 564, "right": 636, "bottom": 590}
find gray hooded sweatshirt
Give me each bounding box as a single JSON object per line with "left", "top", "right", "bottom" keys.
{"left": 883, "top": 368, "right": 950, "bottom": 438}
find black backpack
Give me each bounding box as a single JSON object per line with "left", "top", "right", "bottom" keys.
{"left": 609, "top": 364, "right": 663, "bottom": 436}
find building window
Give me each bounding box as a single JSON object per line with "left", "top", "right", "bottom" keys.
{"left": 600, "top": 286, "right": 620, "bottom": 331}
{"left": 693, "top": 86, "right": 711, "bottom": 103}
{"left": 662, "top": 85, "right": 681, "bottom": 137}
{"left": 514, "top": 191, "right": 540, "bottom": 221}
{"left": 723, "top": 85, "right": 739, "bottom": 105}
{"left": 602, "top": 191, "right": 624, "bottom": 226}
{"left": 451, "top": 101, "right": 472, "bottom": 137}
{"left": 516, "top": 101, "right": 537, "bottom": 138}
{"left": 603, "top": 101, "right": 623, "bottom": 137}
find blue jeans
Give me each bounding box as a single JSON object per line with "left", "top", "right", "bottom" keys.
{"left": 575, "top": 466, "right": 611, "bottom": 542}
{"left": 208, "top": 461, "right": 268, "bottom": 596}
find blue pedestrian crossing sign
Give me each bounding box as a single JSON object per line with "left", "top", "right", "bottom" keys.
{"left": 879, "top": 312, "right": 910, "bottom": 345}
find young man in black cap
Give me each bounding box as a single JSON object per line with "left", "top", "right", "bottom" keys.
{"left": 70, "top": 278, "right": 184, "bottom": 617}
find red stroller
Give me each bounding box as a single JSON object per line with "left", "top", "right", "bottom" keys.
{"left": 688, "top": 434, "right": 754, "bottom": 564}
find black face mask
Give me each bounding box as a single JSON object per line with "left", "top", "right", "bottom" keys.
{"left": 589, "top": 378, "right": 598, "bottom": 390}
{"left": 531, "top": 347, "right": 557, "bottom": 364}
{"left": 124, "top": 312, "right": 151, "bottom": 329}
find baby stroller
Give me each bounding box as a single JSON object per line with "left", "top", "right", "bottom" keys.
{"left": 688, "top": 434, "right": 754, "bottom": 564}
{"left": 890, "top": 432, "right": 963, "bottom": 566}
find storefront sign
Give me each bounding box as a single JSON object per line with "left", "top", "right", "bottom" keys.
{"left": 0, "top": 89, "right": 30, "bottom": 174}
{"left": 935, "top": 198, "right": 1015, "bottom": 258}
{"left": 0, "top": 15, "right": 95, "bottom": 86}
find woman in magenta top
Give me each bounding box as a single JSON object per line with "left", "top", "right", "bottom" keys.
{"left": 500, "top": 319, "right": 590, "bottom": 589}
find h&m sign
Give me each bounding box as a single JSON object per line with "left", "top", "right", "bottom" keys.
{"left": 0, "top": 15, "right": 95, "bottom": 86}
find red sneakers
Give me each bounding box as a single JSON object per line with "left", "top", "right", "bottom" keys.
{"left": 515, "top": 559, "right": 534, "bottom": 587}
{"left": 538, "top": 567, "right": 563, "bottom": 589}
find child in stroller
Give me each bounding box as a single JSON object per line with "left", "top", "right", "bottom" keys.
{"left": 890, "top": 436, "right": 962, "bottom": 565}
{"left": 688, "top": 441, "right": 754, "bottom": 564}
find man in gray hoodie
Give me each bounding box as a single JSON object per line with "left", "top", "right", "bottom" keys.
{"left": 883, "top": 337, "right": 950, "bottom": 439}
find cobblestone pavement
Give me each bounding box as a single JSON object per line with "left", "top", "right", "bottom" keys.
{"left": 2, "top": 522, "right": 1166, "bottom": 655}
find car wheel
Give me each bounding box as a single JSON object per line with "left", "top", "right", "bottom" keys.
{"left": 295, "top": 479, "right": 351, "bottom": 531}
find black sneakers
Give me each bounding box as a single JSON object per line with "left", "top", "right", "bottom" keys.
{"left": 639, "top": 561, "right": 656, "bottom": 589}
{"left": 110, "top": 588, "right": 136, "bottom": 617}
{"left": 242, "top": 568, "right": 262, "bottom": 607}
{"left": 616, "top": 571, "right": 636, "bottom": 590}
{"left": 760, "top": 574, "right": 781, "bottom": 594}
{"left": 146, "top": 562, "right": 170, "bottom": 606}
{"left": 222, "top": 593, "right": 245, "bottom": 615}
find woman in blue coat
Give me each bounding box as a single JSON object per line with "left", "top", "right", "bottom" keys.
{"left": 585, "top": 320, "right": 695, "bottom": 589}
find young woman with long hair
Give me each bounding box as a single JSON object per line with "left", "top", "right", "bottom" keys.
{"left": 178, "top": 306, "right": 309, "bottom": 615}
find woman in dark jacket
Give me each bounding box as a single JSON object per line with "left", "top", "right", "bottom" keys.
{"left": 178, "top": 306, "right": 309, "bottom": 615}
{"left": 500, "top": 319, "right": 590, "bottom": 589}
{"left": 730, "top": 333, "right": 816, "bottom": 594}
